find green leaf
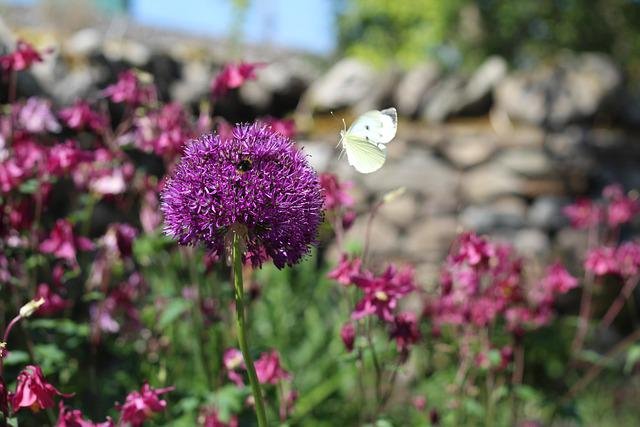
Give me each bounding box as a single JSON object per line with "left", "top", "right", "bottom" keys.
{"left": 624, "top": 344, "right": 640, "bottom": 373}
{"left": 18, "top": 179, "right": 39, "bottom": 194}
{"left": 3, "top": 350, "right": 29, "bottom": 366}
{"left": 158, "top": 299, "right": 191, "bottom": 330}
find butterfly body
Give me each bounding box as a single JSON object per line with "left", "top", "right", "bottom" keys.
{"left": 340, "top": 108, "right": 397, "bottom": 173}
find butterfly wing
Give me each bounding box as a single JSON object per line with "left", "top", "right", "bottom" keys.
{"left": 347, "top": 107, "right": 398, "bottom": 145}
{"left": 343, "top": 134, "right": 387, "bottom": 174}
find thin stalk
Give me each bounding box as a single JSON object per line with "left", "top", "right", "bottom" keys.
{"left": 599, "top": 274, "right": 640, "bottom": 331}
{"left": 231, "top": 233, "right": 268, "bottom": 427}
{"left": 571, "top": 224, "right": 598, "bottom": 357}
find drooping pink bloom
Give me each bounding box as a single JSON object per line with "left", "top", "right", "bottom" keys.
{"left": 0, "top": 160, "right": 24, "bottom": 193}
{"left": 223, "top": 348, "right": 245, "bottom": 387}
{"left": 603, "top": 184, "right": 639, "bottom": 228}
{"left": 616, "top": 242, "right": 640, "bottom": 277}
{"left": 540, "top": 262, "right": 578, "bottom": 295}
{"left": 412, "top": 395, "right": 427, "bottom": 411}
{"left": 584, "top": 246, "right": 618, "bottom": 276}
{"left": 116, "top": 383, "right": 174, "bottom": 427}
{"left": 102, "top": 223, "right": 138, "bottom": 259}
{"left": 35, "top": 283, "right": 69, "bottom": 316}
{"left": 259, "top": 117, "right": 296, "bottom": 138}
{"left": 10, "top": 365, "right": 72, "bottom": 412}
{"left": 103, "top": 70, "right": 156, "bottom": 106}
{"left": 201, "top": 408, "right": 238, "bottom": 427}
{"left": 319, "top": 173, "right": 354, "bottom": 211}
{"left": 211, "top": 62, "right": 265, "bottom": 98}
{"left": 452, "top": 231, "right": 494, "bottom": 266}
{"left": 133, "top": 102, "right": 192, "bottom": 157}
{"left": 57, "top": 402, "right": 114, "bottom": 427}
{"left": 0, "top": 40, "right": 44, "bottom": 71}
{"left": 563, "top": 198, "right": 601, "bottom": 229}
{"left": 351, "top": 265, "right": 416, "bottom": 322}
{"left": 39, "top": 219, "right": 94, "bottom": 263}
{"left": 327, "top": 253, "right": 361, "bottom": 286}
{"left": 340, "top": 322, "right": 356, "bottom": 352}
{"left": 389, "top": 312, "right": 420, "bottom": 354}
{"left": 58, "top": 100, "right": 107, "bottom": 132}
{"left": 47, "top": 141, "right": 89, "bottom": 177}
{"left": 17, "top": 97, "right": 61, "bottom": 134}
{"left": 254, "top": 351, "right": 291, "bottom": 385}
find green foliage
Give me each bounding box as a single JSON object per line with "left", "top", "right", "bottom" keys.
{"left": 335, "top": 0, "right": 640, "bottom": 71}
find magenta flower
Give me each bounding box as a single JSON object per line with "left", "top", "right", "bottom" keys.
{"left": 340, "top": 322, "right": 356, "bottom": 352}
{"left": 258, "top": 117, "right": 296, "bottom": 138}
{"left": 389, "top": 312, "right": 420, "bottom": 354}
{"left": 10, "top": 365, "right": 72, "bottom": 412}
{"left": 201, "top": 409, "right": 238, "bottom": 427}
{"left": 47, "top": 141, "right": 90, "bottom": 177}
{"left": 319, "top": 173, "right": 354, "bottom": 211}
{"left": 35, "top": 283, "right": 69, "bottom": 316}
{"left": 584, "top": 246, "right": 618, "bottom": 276}
{"left": 328, "top": 253, "right": 362, "bottom": 286}
{"left": 254, "top": 351, "right": 291, "bottom": 385}
{"left": 58, "top": 100, "right": 107, "bottom": 132}
{"left": 223, "top": 348, "right": 246, "bottom": 387}
{"left": 103, "top": 70, "right": 156, "bottom": 106}
{"left": 0, "top": 160, "right": 24, "bottom": 193}
{"left": 540, "top": 262, "right": 578, "bottom": 295}
{"left": 211, "top": 62, "right": 265, "bottom": 98}
{"left": 161, "top": 123, "right": 324, "bottom": 268}
{"left": 603, "top": 184, "right": 639, "bottom": 228}
{"left": 563, "top": 198, "right": 601, "bottom": 229}
{"left": 102, "top": 223, "right": 138, "bottom": 259}
{"left": 57, "top": 402, "right": 114, "bottom": 427}
{"left": 17, "top": 97, "right": 61, "bottom": 134}
{"left": 133, "top": 102, "right": 192, "bottom": 157}
{"left": 0, "top": 40, "right": 44, "bottom": 71}
{"left": 453, "top": 231, "right": 495, "bottom": 266}
{"left": 351, "top": 265, "right": 416, "bottom": 322}
{"left": 116, "top": 383, "right": 174, "bottom": 427}
{"left": 39, "top": 219, "right": 94, "bottom": 263}
{"left": 616, "top": 242, "right": 640, "bottom": 277}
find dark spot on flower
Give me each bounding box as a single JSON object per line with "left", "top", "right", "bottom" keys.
{"left": 237, "top": 159, "right": 253, "bottom": 173}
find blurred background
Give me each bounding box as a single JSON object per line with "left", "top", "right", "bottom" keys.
{"left": 2, "top": 1, "right": 640, "bottom": 425}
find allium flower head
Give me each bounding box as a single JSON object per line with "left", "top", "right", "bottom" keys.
{"left": 161, "top": 123, "right": 323, "bottom": 268}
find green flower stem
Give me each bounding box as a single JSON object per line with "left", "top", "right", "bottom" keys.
{"left": 232, "top": 233, "right": 268, "bottom": 427}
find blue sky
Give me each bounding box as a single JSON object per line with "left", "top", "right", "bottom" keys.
{"left": 6, "top": 0, "right": 336, "bottom": 54}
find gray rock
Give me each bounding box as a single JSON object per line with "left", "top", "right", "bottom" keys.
{"left": 355, "top": 66, "right": 402, "bottom": 114}
{"left": 462, "top": 162, "right": 523, "bottom": 203}
{"left": 303, "top": 58, "right": 377, "bottom": 112}
{"left": 527, "top": 196, "right": 568, "bottom": 230}
{"left": 494, "top": 53, "right": 622, "bottom": 127}
{"left": 460, "top": 197, "right": 526, "bottom": 232}
{"left": 65, "top": 28, "right": 102, "bottom": 57}
{"left": 301, "top": 142, "right": 333, "bottom": 172}
{"left": 394, "top": 62, "right": 441, "bottom": 117}
{"left": 347, "top": 214, "right": 399, "bottom": 255}
{"left": 50, "top": 67, "right": 99, "bottom": 103}
{"left": 170, "top": 60, "right": 210, "bottom": 105}
{"left": 378, "top": 193, "right": 418, "bottom": 228}
{"left": 103, "top": 39, "right": 151, "bottom": 67}
{"left": 513, "top": 228, "right": 550, "bottom": 257}
{"left": 421, "top": 75, "right": 466, "bottom": 123}
{"left": 441, "top": 133, "right": 497, "bottom": 169}
{"left": 363, "top": 150, "right": 459, "bottom": 201}
{"left": 497, "top": 148, "right": 553, "bottom": 177}
{"left": 405, "top": 216, "right": 460, "bottom": 261}
{"left": 458, "top": 56, "right": 507, "bottom": 115}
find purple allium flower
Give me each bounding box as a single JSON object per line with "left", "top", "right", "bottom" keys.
{"left": 161, "top": 123, "right": 323, "bottom": 268}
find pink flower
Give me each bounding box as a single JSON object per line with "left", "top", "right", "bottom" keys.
{"left": 47, "top": 141, "right": 90, "bottom": 177}
{"left": 603, "top": 184, "right": 639, "bottom": 228}
{"left": 453, "top": 232, "right": 494, "bottom": 266}
{"left": 10, "top": 365, "right": 72, "bottom": 412}
{"left": 319, "top": 173, "right": 354, "bottom": 211}
{"left": 0, "top": 377, "right": 7, "bottom": 419}
{"left": 0, "top": 40, "right": 44, "bottom": 71}
{"left": 389, "top": 312, "right": 420, "bottom": 354}
{"left": 57, "top": 402, "right": 114, "bottom": 427}
{"left": 35, "top": 283, "right": 69, "bottom": 316}
{"left": 327, "top": 253, "right": 362, "bottom": 286}
{"left": 0, "top": 160, "right": 24, "bottom": 193}
{"left": 17, "top": 97, "right": 61, "bottom": 134}
{"left": 259, "top": 117, "right": 296, "bottom": 138}
{"left": 116, "top": 383, "right": 174, "bottom": 427}
{"left": 351, "top": 265, "right": 416, "bottom": 322}
{"left": 102, "top": 223, "right": 138, "bottom": 259}
{"left": 133, "top": 102, "right": 192, "bottom": 156}
{"left": 39, "top": 219, "right": 93, "bottom": 263}
{"left": 103, "top": 70, "right": 156, "bottom": 105}
{"left": 563, "top": 198, "right": 601, "bottom": 229}
{"left": 412, "top": 395, "right": 427, "bottom": 411}
{"left": 211, "top": 62, "right": 265, "bottom": 98}
{"left": 340, "top": 322, "right": 356, "bottom": 352}
{"left": 223, "top": 348, "right": 245, "bottom": 387}
{"left": 58, "top": 101, "right": 107, "bottom": 132}
{"left": 584, "top": 246, "right": 618, "bottom": 276}
{"left": 540, "top": 262, "right": 578, "bottom": 295}
{"left": 254, "top": 351, "right": 291, "bottom": 385}
{"left": 616, "top": 242, "right": 640, "bottom": 277}
{"left": 201, "top": 409, "right": 238, "bottom": 427}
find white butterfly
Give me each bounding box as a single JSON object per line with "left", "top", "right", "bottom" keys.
{"left": 339, "top": 107, "right": 398, "bottom": 174}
